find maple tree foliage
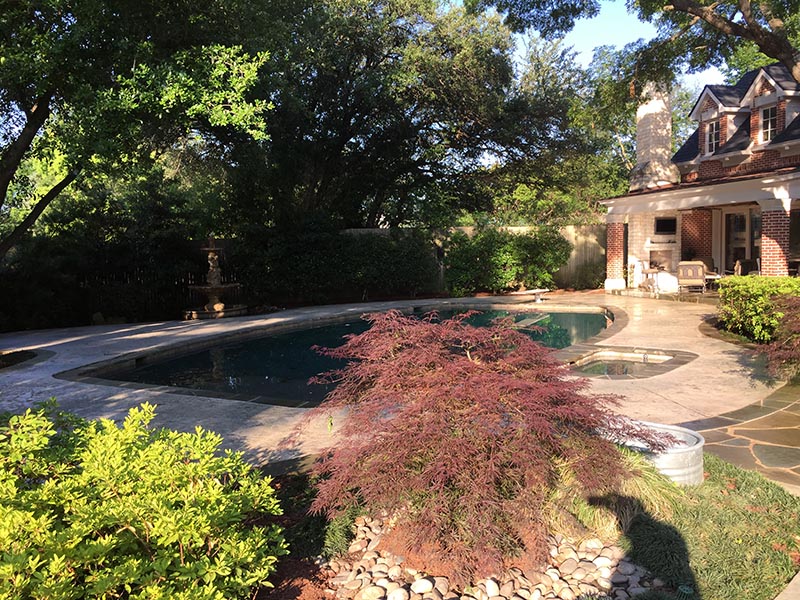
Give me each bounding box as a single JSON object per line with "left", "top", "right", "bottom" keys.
{"left": 307, "top": 310, "right": 667, "bottom": 583}
{"left": 764, "top": 296, "right": 800, "bottom": 381}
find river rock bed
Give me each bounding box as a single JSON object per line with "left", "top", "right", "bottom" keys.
{"left": 319, "top": 515, "right": 673, "bottom": 600}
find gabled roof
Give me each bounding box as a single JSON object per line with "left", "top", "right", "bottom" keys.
{"left": 672, "top": 128, "right": 699, "bottom": 163}
{"left": 709, "top": 68, "right": 759, "bottom": 105}
{"left": 688, "top": 68, "right": 758, "bottom": 120}
{"left": 760, "top": 63, "right": 800, "bottom": 93}
{"left": 687, "top": 64, "right": 797, "bottom": 121}
{"left": 714, "top": 119, "right": 752, "bottom": 155}
{"left": 770, "top": 113, "right": 800, "bottom": 146}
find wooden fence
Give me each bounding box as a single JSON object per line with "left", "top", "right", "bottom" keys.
{"left": 552, "top": 225, "right": 607, "bottom": 289}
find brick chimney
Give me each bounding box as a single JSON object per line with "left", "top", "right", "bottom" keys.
{"left": 629, "top": 84, "right": 680, "bottom": 192}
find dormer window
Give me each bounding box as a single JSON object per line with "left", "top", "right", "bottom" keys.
{"left": 706, "top": 120, "right": 720, "bottom": 153}
{"left": 762, "top": 106, "right": 777, "bottom": 142}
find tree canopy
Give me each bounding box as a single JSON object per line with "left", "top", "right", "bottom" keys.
{"left": 469, "top": 0, "right": 800, "bottom": 85}
{"left": 0, "top": 0, "right": 273, "bottom": 257}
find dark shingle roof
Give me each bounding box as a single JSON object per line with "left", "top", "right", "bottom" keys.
{"left": 715, "top": 119, "right": 752, "bottom": 155}
{"left": 761, "top": 63, "right": 800, "bottom": 92}
{"left": 770, "top": 113, "right": 800, "bottom": 145}
{"left": 689, "top": 63, "right": 794, "bottom": 114}
{"left": 697, "top": 68, "right": 759, "bottom": 109}
{"left": 672, "top": 128, "right": 699, "bottom": 163}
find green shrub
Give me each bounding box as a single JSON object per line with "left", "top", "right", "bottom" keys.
{"left": 444, "top": 228, "right": 571, "bottom": 296}
{"left": 717, "top": 276, "right": 800, "bottom": 342}
{"left": 0, "top": 401, "right": 287, "bottom": 599}
{"left": 232, "top": 225, "right": 440, "bottom": 305}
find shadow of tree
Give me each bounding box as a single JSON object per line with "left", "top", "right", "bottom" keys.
{"left": 589, "top": 494, "right": 700, "bottom": 600}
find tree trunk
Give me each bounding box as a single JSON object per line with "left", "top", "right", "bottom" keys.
{"left": 667, "top": 0, "right": 800, "bottom": 84}
{"left": 0, "top": 169, "right": 80, "bottom": 260}
{"left": 0, "top": 94, "right": 52, "bottom": 212}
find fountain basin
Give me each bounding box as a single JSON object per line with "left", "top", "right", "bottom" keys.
{"left": 184, "top": 284, "right": 247, "bottom": 320}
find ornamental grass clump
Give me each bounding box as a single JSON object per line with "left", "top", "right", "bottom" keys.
{"left": 308, "top": 310, "right": 667, "bottom": 584}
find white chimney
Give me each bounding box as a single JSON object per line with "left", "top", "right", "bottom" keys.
{"left": 629, "top": 83, "right": 680, "bottom": 192}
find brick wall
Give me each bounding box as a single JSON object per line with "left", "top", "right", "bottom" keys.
{"left": 696, "top": 151, "right": 800, "bottom": 180}
{"left": 680, "top": 209, "right": 713, "bottom": 259}
{"left": 606, "top": 222, "right": 625, "bottom": 279}
{"left": 681, "top": 80, "right": 796, "bottom": 183}
{"left": 761, "top": 209, "right": 791, "bottom": 276}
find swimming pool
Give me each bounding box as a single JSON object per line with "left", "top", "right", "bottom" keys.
{"left": 101, "top": 309, "right": 610, "bottom": 407}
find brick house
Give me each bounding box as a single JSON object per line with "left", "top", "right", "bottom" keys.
{"left": 603, "top": 64, "right": 800, "bottom": 292}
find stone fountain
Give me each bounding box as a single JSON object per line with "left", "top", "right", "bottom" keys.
{"left": 183, "top": 238, "right": 247, "bottom": 320}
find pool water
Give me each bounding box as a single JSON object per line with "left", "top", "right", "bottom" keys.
{"left": 106, "top": 309, "right": 608, "bottom": 407}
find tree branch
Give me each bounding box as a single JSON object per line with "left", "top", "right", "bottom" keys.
{"left": 665, "top": 0, "right": 800, "bottom": 83}
{"left": 0, "top": 168, "right": 80, "bottom": 259}
{"left": 0, "top": 94, "right": 52, "bottom": 212}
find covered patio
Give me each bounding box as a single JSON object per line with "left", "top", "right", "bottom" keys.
{"left": 603, "top": 169, "right": 800, "bottom": 292}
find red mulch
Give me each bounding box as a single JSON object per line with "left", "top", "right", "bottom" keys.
{"left": 258, "top": 557, "right": 329, "bottom": 600}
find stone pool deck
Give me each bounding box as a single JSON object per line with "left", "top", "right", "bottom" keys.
{"left": 1, "top": 290, "right": 798, "bottom": 493}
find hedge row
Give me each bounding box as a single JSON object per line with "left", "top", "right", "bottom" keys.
{"left": 1, "top": 226, "right": 575, "bottom": 331}
{"left": 444, "top": 228, "right": 572, "bottom": 297}
{"left": 717, "top": 276, "right": 800, "bottom": 343}
{"left": 230, "top": 228, "right": 441, "bottom": 306}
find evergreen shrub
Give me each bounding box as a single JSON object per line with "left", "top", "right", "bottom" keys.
{"left": 717, "top": 276, "right": 800, "bottom": 342}
{"left": 307, "top": 311, "right": 667, "bottom": 585}
{"left": 444, "top": 228, "right": 571, "bottom": 296}
{"left": 233, "top": 225, "right": 439, "bottom": 305}
{"left": 0, "top": 401, "right": 287, "bottom": 599}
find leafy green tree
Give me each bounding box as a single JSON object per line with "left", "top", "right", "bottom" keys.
{"left": 633, "top": 0, "right": 800, "bottom": 83}
{"left": 0, "top": 0, "right": 273, "bottom": 258}
{"left": 466, "top": 0, "right": 800, "bottom": 84}
{"left": 721, "top": 40, "right": 781, "bottom": 82}
{"left": 221, "top": 0, "right": 521, "bottom": 230}
{"left": 462, "top": 40, "right": 637, "bottom": 227}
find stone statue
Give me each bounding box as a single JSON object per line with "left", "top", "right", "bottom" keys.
{"left": 207, "top": 250, "right": 222, "bottom": 287}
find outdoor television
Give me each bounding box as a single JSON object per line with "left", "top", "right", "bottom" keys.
{"left": 654, "top": 217, "right": 677, "bottom": 235}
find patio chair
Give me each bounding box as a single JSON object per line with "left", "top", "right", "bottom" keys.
{"left": 677, "top": 261, "right": 708, "bottom": 293}
{"left": 733, "top": 259, "right": 760, "bottom": 276}
{"left": 697, "top": 256, "right": 715, "bottom": 273}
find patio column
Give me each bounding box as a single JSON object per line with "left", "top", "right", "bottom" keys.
{"left": 758, "top": 198, "right": 791, "bottom": 277}
{"left": 605, "top": 214, "right": 626, "bottom": 290}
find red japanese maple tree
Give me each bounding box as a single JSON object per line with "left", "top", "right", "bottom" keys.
{"left": 308, "top": 310, "right": 665, "bottom": 583}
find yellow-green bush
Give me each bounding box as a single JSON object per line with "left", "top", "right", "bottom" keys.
{"left": 717, "top": 276, "right": 800, "bottom": 343}
{"left": 0, "top": 402, "right": 286, "bottom": 599}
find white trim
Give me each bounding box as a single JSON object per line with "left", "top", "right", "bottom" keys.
{"left": 689, "top": 89, "right": 725, "bottom": 121}
{"left": 761, "top": 105, "right": 778, "bottom": 143}
{"left": 754, "top": 93, "right": 777, "bottom": 108}
{"left": 705, "top": 119, "right": 721, "bottom": 154}
{"left": 742, "top": 71, "right": 781, "bottom": 106}
{"left": 776, "top": 139, "right": 800, "bottom": 157}
{"left": 602, "top": 170, "right": 800, "bottom": 215}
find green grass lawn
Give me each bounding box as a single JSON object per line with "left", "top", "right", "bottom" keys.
{"left": 623, "top": 453, "right": 800, "bottom": 600}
